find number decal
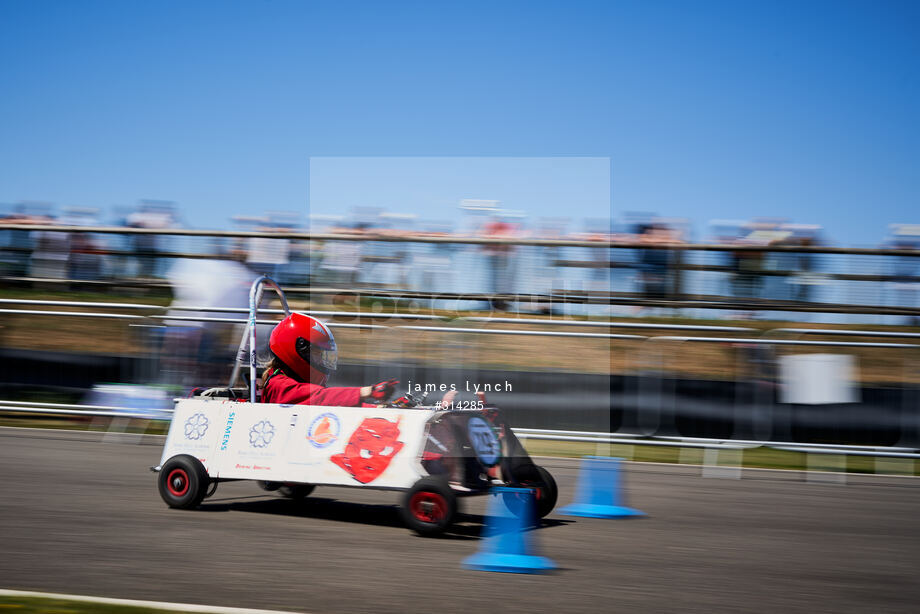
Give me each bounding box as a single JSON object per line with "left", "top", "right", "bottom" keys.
{"left": 467, "top": 417, "right": 500, "bottom": 466}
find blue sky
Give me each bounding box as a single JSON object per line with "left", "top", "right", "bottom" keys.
{"left": 0, "top": 0, "right": 917, "bottom": 243}
{"left": 309, "top": 157, "right": 611, "bottom": 232}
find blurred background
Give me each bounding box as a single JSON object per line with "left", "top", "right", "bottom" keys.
{"left": 2, "top": 0, "right": 920, "bottom": 510}
{"left": 2, "top": 195, "right": 919, "bottom": 451}
{"left": 2, "top": 2, "right": 920, "bottom": 612}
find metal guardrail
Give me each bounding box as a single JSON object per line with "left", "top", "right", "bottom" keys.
{"left": 0, "top": 399, "right": 150, "bottom": 413}
{"left": 5, "top": 281, "right": 920, "bottom": 317}
{"left": 0, "top": 299, "right": 161, "bottom": 310}
{"left": 2, "top": 296, "right": 919, "bottom": 472}
{"left": 652, "top": 434, "right": 918, "bottom": 452}
{"left": 6, "top": 224, "right": 920, "bottom": 325}
{"left": 4, "top": 223, "right": 920, "bottom": 255}
{"left": 769, "top": 328, "right": 920, "bottom": 339}
{"left": 0, "top": 297, "right": 762, "bottom": 335}
{"left": 644, "top": 335, "right": 919, "bottom": 349}
{"left": 462, "top": 317, "right": 756, "bottom": 332}
{"left": 0, "top": 399, "right": 169, "bottom": 419}
{"left": 0, "top": 308, "right": 146, "bottom": 320}
{"left": 771, "top": 446, "right": 920, "bottom": 459}
{"left": 392, "top": 325, "right": 643, "bottom": 340}
{"left": 3, "top": 402, "right": 916, "bottom": 464}
{"left": 513, "top": 428, "right": 920, "bottom": 457}
{"left": 635, "top": 334, "right": 920, "bottom": 454}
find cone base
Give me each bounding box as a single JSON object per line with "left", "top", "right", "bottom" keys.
{"left": 462, "top": 552, "right": 557, "bottom": 574}
{"left": 559, "top": 503, "right": 644, "bottom": 518}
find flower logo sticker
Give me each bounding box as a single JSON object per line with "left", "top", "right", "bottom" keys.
{"left": 184, "top": 413, "right": 209, "bottom": 440}
{"left": 249, "top": 420, "right": 276, "bottom": 448}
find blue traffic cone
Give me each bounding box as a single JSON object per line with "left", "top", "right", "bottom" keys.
{"left": 462, "top": 487, "right": 557, "bottom": 574}
{"left": 559, "top": 456, "right": 644, "bottom": 518}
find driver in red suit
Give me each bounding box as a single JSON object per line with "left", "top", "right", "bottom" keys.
{"left": 260, "top": 312, "right": 397, "bottom": 406}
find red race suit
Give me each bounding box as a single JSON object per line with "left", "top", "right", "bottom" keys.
{"left": 262, "top": 369, "right": 365, "bottom": 406}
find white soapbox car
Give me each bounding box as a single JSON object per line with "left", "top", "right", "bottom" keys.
{"left": 153, "top": 277, "right": 557, "bottom": 535}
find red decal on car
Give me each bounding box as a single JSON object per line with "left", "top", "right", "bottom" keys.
{"left": 331, "top": 417, "right": 404, "bottom": 483}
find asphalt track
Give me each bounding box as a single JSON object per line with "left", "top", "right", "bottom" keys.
{"left": 1, "top": 427, "right": 918, "bottom": 614}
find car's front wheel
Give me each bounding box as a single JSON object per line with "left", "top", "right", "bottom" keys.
{"left": 400, "top": 477, "right": 457, "bottom": 536}
{"left": 158, "top": 455, "right": 210, "bottom": 510}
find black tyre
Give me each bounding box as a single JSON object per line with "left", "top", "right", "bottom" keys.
{"left": 505, "top": 464, "right": 558, "bottom": 519}
{"left": 400, "top": 477, "right": 457, "bottom": 536}
{"left": 530, "top": 465, "right": 558, "bottom": 518}
{"left": 158, "top": 455, "right": 210, "bottom": 510}
{"left": 278, "top": 484, "right": 315, "bottom": 499}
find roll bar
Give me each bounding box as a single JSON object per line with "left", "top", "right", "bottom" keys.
{"left": 227, "top": 276, "right": 291, "bottom": 401}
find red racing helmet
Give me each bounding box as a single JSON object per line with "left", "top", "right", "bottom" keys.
{"left": 268, "top": 312, "right": 338, "bottom": 386}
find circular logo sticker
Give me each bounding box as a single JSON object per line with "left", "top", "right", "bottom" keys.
{"left": 249, "top": 420, "right": 276, "bottom": 448}
{"left": 184, "top": 413, "right": 209, "bottom": 441}
{"left": 307, "top": 412, "right": 340, "bottom": 448}
{"left": 467, "top": 417, "right": 500, "bottom": 466}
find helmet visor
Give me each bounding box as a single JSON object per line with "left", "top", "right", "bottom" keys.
{"left": 310, "top": 341, "right": 337, "bottom": 374}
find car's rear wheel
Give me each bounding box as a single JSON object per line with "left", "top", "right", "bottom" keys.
{"left": 528, "top": 465, "right": 558, "bottom": 518}
{"left": 278, "top": 484, "right": 315, "bottom": 499}
{"left": 401, "top": 477, "right": 457, "bottom": 536}
{"left": 504, "top": 464, "right": 558, "bottom": 520}
{"left": 259, "top": 481, "right": 315, "bottom": 499}
{"left": 158, "top": 455, "right": 210, "bottom": 509}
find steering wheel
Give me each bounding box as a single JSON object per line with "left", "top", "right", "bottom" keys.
{"left": 389, "top": 390, "right": 430, "bottom": 408}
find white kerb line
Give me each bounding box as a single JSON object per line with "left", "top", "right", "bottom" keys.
{"left": 0, "top": 589, "right": 307, "bottom": 614}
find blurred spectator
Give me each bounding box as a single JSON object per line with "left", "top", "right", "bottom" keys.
{"left": 635, "top": 223, "right": 680, "bottom": 300}
{"left": 709, "top": 219, "right": 747, "bottom": 297}
{"left": 565, "top": 218, "right": 615, "bottom": 318}
{"left": 362, "top": 211, "right": 415, "bottom": 289}
{"left": 30, "top": 216, "right": 70, "bottom": 281}
{"left": 784, "top": 225, "right": 823, "bottom": 303}
{"left": 318, "top": 222, "right": 366, "bottom": 289}
{"left": 887, "top": 224, "right": 920, "bottom": 324}
{"left": 68, "top": 232, "right": 103, "bottom": 280}
{"left": 61, "top": 207, "right": 105, "bottom": 281}
{"left": 0, "top": 205, "right": 49, "bottom": 276}
{"left": 161, "top": 257, "right": 261, "bottom": 389}
{"left": 480, "top": 215, "right": 517, "bottom": 311}
{"left": 605, "top": 220, "right": 640, "bottom": 313}
{"left": 730, "top": 234, "right": 766, "bottom": 301}
{"left": 415, "top": 220, "right": 455, "bottom": 306}
{"left": 127, "top": 201, "right": 175, "bottom": 279}
{"left": 731, "top": 222, "right": 796, "bottom": 318}
{"left": 583, "top": 218, "right": 613, "bottom": 295}
{"left": 529, "top": 217, "right": 570, "bottom": 315}
{"left": 246, "top": 220, "right": 291, "bottom": 281}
